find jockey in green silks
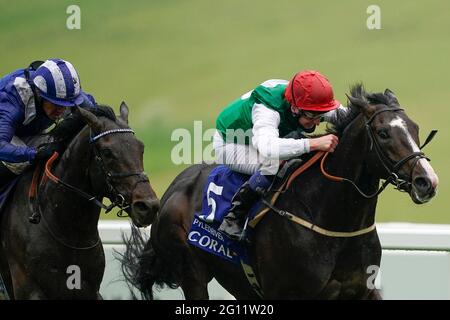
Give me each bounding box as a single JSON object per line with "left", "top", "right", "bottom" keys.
{"left": 214, "top": 70, "right": 346, "bottom": 241}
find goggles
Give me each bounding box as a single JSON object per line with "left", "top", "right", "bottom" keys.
{"left": 291, "top": 109, "right": 324, "bottom": 121}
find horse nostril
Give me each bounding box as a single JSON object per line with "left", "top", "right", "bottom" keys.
{"left": 414, "top": 176, "right": 431, "bottom": 193}
{"left": 132, "top": 200, "right": 160, "bottom": 215}
{"left": 133, "top": 201, "right": 149, "bottom": 213}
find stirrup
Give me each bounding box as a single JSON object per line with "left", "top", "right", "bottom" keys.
{"left": 237, "top": 217, "right": 250, "bottom": 242}
{"left": 219, "top": 215, "right": 246, "bottom": 241}
{"left": 28, "top": 211, "right": 41, "bottom": 224}
{"left": 224, "top": 216, "right": 250, "bottom": 242}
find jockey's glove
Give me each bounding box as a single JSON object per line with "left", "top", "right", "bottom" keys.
{"left": 35, "top": 143, "right": 61, "bottom": 161}
{"left": 283, "top": 129, "right": 307, "bottom": 140}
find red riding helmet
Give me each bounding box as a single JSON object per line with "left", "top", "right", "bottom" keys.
{"left": 285, "top": 70, "right": 340, "bottom": 112}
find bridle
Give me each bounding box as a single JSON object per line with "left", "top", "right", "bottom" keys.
{"left": 89, "top": 128, "right": 149, "bottom": 216}
{"left": 321, "top": 107, "right": 437, "bottom": 198}
{"left": 30, "top": 127, "right": 149, "bottom": 250}
{"left": 44, "top": 127, "right": 149, "bottom": 216}
{"left": 253, "top": 106, "right": 437, "bottom": 239}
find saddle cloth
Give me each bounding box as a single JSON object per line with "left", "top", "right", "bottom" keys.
{"left": 187, "top": 165, "right": 266, "bottom": 264}
{"left": 187, "top": 158, "right": 306, "bottom": 264}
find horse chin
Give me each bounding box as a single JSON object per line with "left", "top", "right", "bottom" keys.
{"left": 124, "top": 208, "right": 149, "bottom": 228}
{"left": 410, "top": 187, "right": 435, "bottom": 204}
{"left": 129, "top": 210, "right": 154, "bottom": 228}
{"left": 130, "top": 217, "right": 148, "bottom": 228}
{"left": 133, "top": 221, "right": 149, "bottom": 228}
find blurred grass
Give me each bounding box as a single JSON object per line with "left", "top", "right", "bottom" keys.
{"left": 1, "top": 0, "right": 448, "bottom": 222}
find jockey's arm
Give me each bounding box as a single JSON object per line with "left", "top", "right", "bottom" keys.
{"left": 251, "top": 103, "right": 310, "bottom": 160}
{"left": 322, "top": 104, "right": 349, "bottom": 125}
{"left": 0, "top": 98, "right": 36, "bottom": 163}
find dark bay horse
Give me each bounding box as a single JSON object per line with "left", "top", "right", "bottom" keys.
{"left": 122, "top": 85, "right": 438, "bottom": 299}
{"left": 0, "top": 103, "right": 159, "bottom": 299}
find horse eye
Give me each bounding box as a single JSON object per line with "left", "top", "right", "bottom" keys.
{"left": 377, "top": 130, "right": 390, "bottom": 140}
{"left": 101, "top": 148, "right": 114, "bottom": 158}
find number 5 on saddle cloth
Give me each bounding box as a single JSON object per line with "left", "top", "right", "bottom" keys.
{"left": 187, "top": 165, "right": 264, "bottom": 264}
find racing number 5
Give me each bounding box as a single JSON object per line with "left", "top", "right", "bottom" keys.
{"left": 205, "top": 182, "right": 223, "bottom": 222}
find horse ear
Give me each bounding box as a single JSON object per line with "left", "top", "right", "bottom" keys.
{"left": 75, "top": 107, "right": 102, "bottom": 132}
{"left": 384, "top": 88, "right": 399, "bottom": 104}
{"left": 346, "top": 93, "right": 367, "bottom": 108}
{"left": 119, "top": 101, "right": 129, "bottom": 124}
{"left": 346, "top": 94, "right": 376, "bottom": 119}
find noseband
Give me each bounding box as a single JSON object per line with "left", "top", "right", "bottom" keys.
{"left": 365, "top": 108, "right": 436, "bottom": 193}
{"left": 44, "top": 128, "right": 148, "bottom": 216}
{"left": 27, "top": 127, "right": 148, "bottom": 250}
{"left": 257, "top": 107, "right": 437, "bottom": 239}
{"left": 322, "top": 107, "right": 437, "bottom": 198}
{"left": 90, "top": 129, "right": 149, "bottom": 217}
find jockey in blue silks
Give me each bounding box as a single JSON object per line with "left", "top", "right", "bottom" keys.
{"left": 0, "top": 59, "right": 97, "bottom": 186}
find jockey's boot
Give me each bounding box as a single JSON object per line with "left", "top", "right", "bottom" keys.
{"left": 0, "top": 162, "right": 16, "bottom": 190}
{"left": 218, "top": 171, "right": 273, "bottom": 241}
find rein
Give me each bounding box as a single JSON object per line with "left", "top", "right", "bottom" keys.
{"left": 251, "top": 108, "right": 437, "bottom": 237}
{"left": 90, "top": 129, "right": 149, "bottom": 217}
{"left": 45, "top": 152, "right": 116, "bottom": 212}
{"left": 28, "top": 153, "right": 102, "bottom": 250}
{"left": 254, "top": 151, "right": 377, "bottom": 237}
{"left": 28, "top": 127, "right": 148, "bottom": 250}
{"left": 320, "top": 108, "right": 437, "bottom": 198}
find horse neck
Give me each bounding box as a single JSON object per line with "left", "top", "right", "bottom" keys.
{"left": 324, "top": 114, "right": 368, "bottom": 177}
{"left": 41, "top": 126, "right": 101, "bottom": 237}
{"left": 298, "top": 114, "right": 379, "bottom": 230}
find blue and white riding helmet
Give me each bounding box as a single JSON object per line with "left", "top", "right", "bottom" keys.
{"left": 32, "top": 59, "right": 84, "bottom": 107}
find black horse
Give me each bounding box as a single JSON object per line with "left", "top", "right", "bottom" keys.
{"left": 0, "top": 103, "right": 160, "bottom": 299}
{"left": 122, "top": 85, "right": 438, "bottom": 299}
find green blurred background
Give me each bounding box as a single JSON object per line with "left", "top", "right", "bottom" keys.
{"left": 1, "top": 0, "right": 448, "bottom": 223}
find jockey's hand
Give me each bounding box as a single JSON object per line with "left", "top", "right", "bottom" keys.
{"left": 309, "top": 134, "right": 339, "bottom": 153}
{"left": 283, "top": 129, "right": 306, "bottom": 140}
{"left": 35, "top": 143, "right": 61, "bottom": 161}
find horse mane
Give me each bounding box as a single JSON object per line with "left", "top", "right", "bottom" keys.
{"left": 326, "top": 83, "right": 398, "bottom": 136}
{"left": 91, "top": 104, "right": 117, "bottom": 122}
{"left": 51, "top": 104, "right": 119, "bottom": 149}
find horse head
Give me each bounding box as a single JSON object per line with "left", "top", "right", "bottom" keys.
{"left": 345, "top": 85, "right": 439, "bottom": 204}
{"left": 76, "top": 103, "right": 160, "bottom": 227}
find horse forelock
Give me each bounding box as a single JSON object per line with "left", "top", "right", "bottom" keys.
{"left": 327, "top": 83, "right": 401, "bottom": 137}
{"left": 51, "top": 105, "right": 129, "bottom": 160}
{"left": 92, "top": 105, "right": 117, "bottom": 123}
{"left": 56, "top": 105, "right": 126, "bottom": 134}
{"left": 326, "top": 104, "right": 360, "bottom": 137}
